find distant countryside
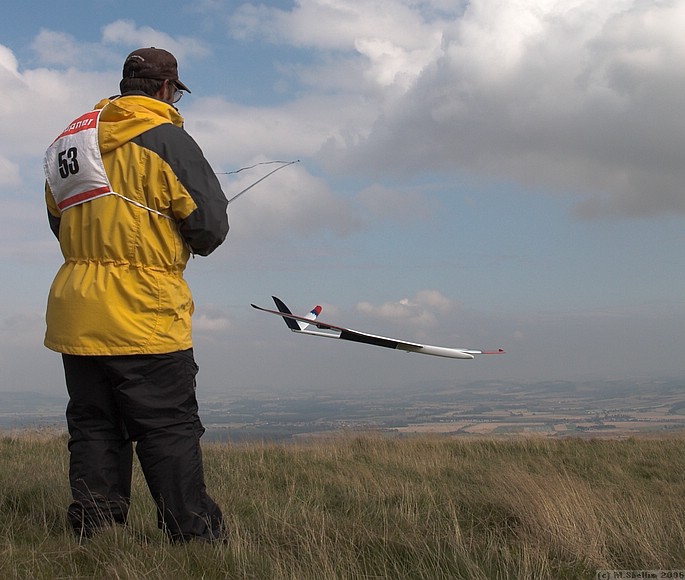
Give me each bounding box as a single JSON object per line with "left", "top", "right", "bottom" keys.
{"left": 2, "top": 377, "right": 684, "bottom": 441}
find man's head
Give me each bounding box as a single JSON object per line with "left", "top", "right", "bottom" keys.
{"left": 120, "top": 47, "right": 191, "bottom": 102}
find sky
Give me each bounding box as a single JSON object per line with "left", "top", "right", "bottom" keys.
{"left": 0, "top": 0, "right": 683, "bottom": 399}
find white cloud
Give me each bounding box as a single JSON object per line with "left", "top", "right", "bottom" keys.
{"left": 193, "top": 313, "right": 232, "bottom": 333}
{"left": 222, "top": 157, "right": 361, "bottom": 242}
{"left": 0, "top": 43, "right": 115, "bottom": 158}
{"left": 31, "top": 30, "right": 80, "bottom": 66}
{"left": 186, "top": 96, "right": 359, "bottom": 163}
{"left": 357, "top": 290, "right": 456, "bottom": 330}
{"left": 362, "top": 1, "right": 685, "bottom": 216}
{"left": 415, "top": 289, "right": 454, "bottom": 313}
{"left": 0, "top": 44, "right": 20, "bottom": 77}
{"left": 31, "top": 30, "right": 117, "bottom": 69}
{"left": 29, "top": 20, "right": 209, "bottom": 74}
{"left": 101, "top": 20, "right": 210, "bottom": 62}
{"left": 229, "top": 0, "right": 685, "bottom": 218}
{"left": 230, "top": 0, "right": 449, "bottom": 92}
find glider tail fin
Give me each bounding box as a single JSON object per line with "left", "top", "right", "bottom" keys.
{"left": 272, "top": 296, "right": 321, "bottom": 331}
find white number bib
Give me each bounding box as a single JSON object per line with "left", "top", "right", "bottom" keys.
{"left": 44, "top": 110, "right": 113, "bottom": 211}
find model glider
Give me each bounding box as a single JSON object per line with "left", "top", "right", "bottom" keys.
{"left": 251, "top": 296, "right": 505, "bottom": 360}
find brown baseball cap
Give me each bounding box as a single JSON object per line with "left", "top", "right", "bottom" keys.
{"left": 122, "top": 47, "right": 191, "bottom": 93}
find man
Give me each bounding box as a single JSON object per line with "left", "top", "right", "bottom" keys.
{"left": 43, "top": 47, "right": 229, "bottom": 542}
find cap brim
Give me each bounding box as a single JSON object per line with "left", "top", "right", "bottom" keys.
{"left": 174, "top": 79, "right": 191, "bottom": 93}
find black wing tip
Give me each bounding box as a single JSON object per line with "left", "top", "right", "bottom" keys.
{"left": 271, "top": 296, "right": 291, "bottom": 314}
{"left": 270, "top": 297, "right": 302, "bottom": 331}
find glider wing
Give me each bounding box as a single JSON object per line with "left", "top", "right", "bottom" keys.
{"left": 252, "top": 296, "right": 505, "bottom": 360}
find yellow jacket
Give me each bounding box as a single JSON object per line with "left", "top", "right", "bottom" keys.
{"left": 44, "top": 94, "right": 229, "bottom": 355}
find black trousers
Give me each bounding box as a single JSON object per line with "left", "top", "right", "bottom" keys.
{"left": 62, "top": 349, "right": 223, "bottom": 541}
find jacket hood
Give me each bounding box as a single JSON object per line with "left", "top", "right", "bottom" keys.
{"left": 95, "top": 95, "right": 185, "bottom": 154}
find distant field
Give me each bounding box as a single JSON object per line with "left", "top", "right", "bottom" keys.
{"left": 394, "top": 410, "right": 685, "bottom": 438}
{"left": 2, "top": 377, "right": 684, "bottom": 442}
{"left": 199, "top": 377, "right": 685, "bottom": 442}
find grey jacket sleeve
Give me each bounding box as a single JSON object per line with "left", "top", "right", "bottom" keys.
{"left": 48, "top": 209, "right": 61, "bottom": 239}
{"left": 132, "top": 124, "right": 229, "bottom": 256}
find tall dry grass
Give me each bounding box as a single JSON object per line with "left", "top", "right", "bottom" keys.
{"left": 1, "top": 431, "right": 684, "bottom": 579}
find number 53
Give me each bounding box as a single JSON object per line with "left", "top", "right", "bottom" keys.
{"left": 58, "top": 147, "right": 79, "bottom": 178}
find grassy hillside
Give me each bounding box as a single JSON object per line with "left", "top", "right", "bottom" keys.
{"left": 1, "top": 432, "right": 684, "bottom": 579}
